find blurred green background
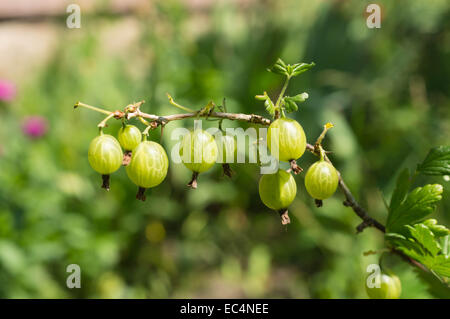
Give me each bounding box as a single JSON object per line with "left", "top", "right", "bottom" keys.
{"left": 0, "top": 0, "right": 449, "bottom": 298}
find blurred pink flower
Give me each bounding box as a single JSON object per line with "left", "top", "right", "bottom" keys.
{"left": 0, "top": 80, "right": 16, "bottom": 101}
{"left": 22, "top": 116, "right": 48, "bottom": 139}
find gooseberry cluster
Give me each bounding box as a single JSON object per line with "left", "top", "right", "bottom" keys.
{"left": 85, "top": 109, "right": 339, "bottom": 226}
{"left": 80, "top": 59, "right": 341, "bottom": 224}
{"left": 88, "top": 124, "right": 169, "bottom": 201}
{"left": 259, "top": 118, "right": 339, "bottom": 224}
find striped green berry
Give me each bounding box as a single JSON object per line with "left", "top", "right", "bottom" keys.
{"left": 118, "top": 124, "right": 142, "bottom": 151}
{"left": 126, "top": 141, "right": 169, "bottom": 201}
{"left": 304, "top": 160, "right": 339, "bottom": 200}
{"left": 267, "top": 118, "right": 306, "bottom": 162}
{"left": 259, "top": 169, "right": 297, "bottom": 210}
{"left": 88, "top": 134, "right": 123, "bottom": 175}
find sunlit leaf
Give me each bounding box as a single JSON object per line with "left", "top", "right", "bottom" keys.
{"left": 417, "top": 146, "right": 450, "bottom": 176}
{"left": 405, "top": 224, "right": 440, "bottom": 256}
{"left": 423, "top": 219, "right": 450, "bottom": 238}
{"left": 386, "top": 184, "right": 443, "bottom": 234}
{"left": 267, "top": 58, "right": 288, "bottom": 76}
{"left": 291, "top": 62, "right": 315, "bottom": 77}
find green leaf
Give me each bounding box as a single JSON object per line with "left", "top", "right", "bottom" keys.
{"left": 264, "top": 98, "right": 275, "bottom": 116}
{"left": 387, "top": 225, "right": 450, "bottom": 279}
{"left": 283, "top": 99, "right": 298, "bottom": 113}
{"left": 423, "top": 219, "right": 450, "bottom": 237}
{"left": 408, "top": 250, "right": 450, "bottom": 279}
{"left": 290, "top": 62, "right": 315, "bottom": 77}
{"left": 289, "top": 92, "right": 309, "bottom": 103}
{"left": 405, "top": 224, "right": 440, "bottom": 256}
{"left": 282, "top": 93, "right": 309, "bottom": 113}
{"left": 267, "top": 58, "right": 288, "bottom": 76}
{"left": 255, "top": 92, "right": 276, "bottom": 116}
{"left": 395, "top": 243, "right": 426, "bottom": 262}
{"left": 267, "top": 59, "right": 315, "bottom": 78}
{"left": 386, "top": 184, "right": 444, "bottom": 234}
{"left": 389, "top": 168, "right": 411, "bottom": 213}
{"left": 385, "top": 232, "right": 425, "bottom": 256}
{"left": 431, "top": 255, "right": 450, "bottom": 277}
{"left": 255, "top": 94, "right": 268, "bottom": 101}
{"left": 417, "top": 146, "right": 450, "bottom": 176}
{"left": 385, "top": 232, "right": 407, "bottom": 241}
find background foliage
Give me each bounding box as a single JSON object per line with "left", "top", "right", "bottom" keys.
{"left": 0, "top": 0, "right": 449, "bottom": 298}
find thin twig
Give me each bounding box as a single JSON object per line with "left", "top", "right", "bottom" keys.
{"left": 74, "top": 102, "right": 112, "bottom": 115}
{"left": 166, "top": 93, "right": 195, "bottom": 112}
{"left": 126, "top": 109, "right": 271, "bottom": 126}
{"left": 274, "top": 76, "right": 291, "bottom": 119}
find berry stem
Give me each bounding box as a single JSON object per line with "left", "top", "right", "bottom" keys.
{"left": 98, "top": 113, "right": 116, "bottom": 129}
{"left": 75, "top": 102, "right": 112, "bottom": 115}
{"left": 138, "top": 116, "right": 151, "bottom": 126}
{"left": 315, "top": 122, "right": 334, "bottom": 145}
{"left": 142, "top": 125, "right": 153, "bottom": 139}
{"left": 274, "top": 75, "right": 291, "bottom": 119}
{"left": 167, "top": 93, "right": 195, "bottom": 112}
